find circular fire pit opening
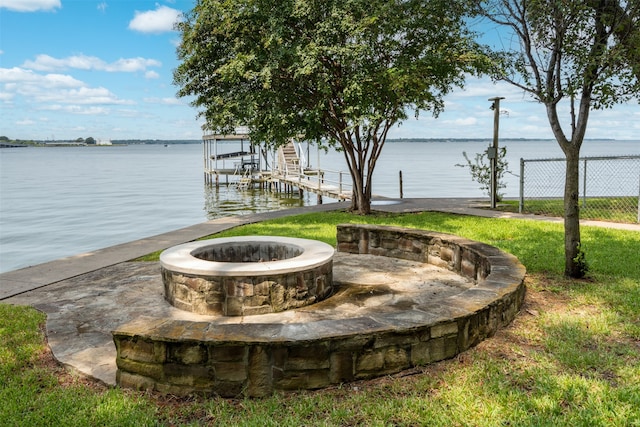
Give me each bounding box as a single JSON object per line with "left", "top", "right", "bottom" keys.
{"left": 192, "top": 241, "right": 303, "bottom": 263}
{"left": 160, "top": 236, "right": 334, "bottom": 316}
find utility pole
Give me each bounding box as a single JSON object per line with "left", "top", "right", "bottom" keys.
{"left": 488, "top": 97, "right": 505, "bottom": 209}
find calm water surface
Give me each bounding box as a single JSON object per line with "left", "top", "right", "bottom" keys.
{"left": 1, "top": 140, "right": 637, "bottom": 273}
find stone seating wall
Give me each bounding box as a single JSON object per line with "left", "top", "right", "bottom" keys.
{"left": 113, "top": 224, "right": 526, "bottom": 397}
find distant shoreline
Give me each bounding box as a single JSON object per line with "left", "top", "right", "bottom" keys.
{"left": 1, "top": 137, "right": 628, "bottom": 148}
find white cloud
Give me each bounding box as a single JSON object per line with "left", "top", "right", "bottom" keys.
{"left": 108, "top": 57, "right": 161, "bottom": 72}
{"left": 128, "top": 5, "right": 182, "bottom": 34}
{"left": 21, "top": 54, "right": 161, "bottom": 72}
{"left": 116, "top": 108, "right": 151, "bottom": 118}
{"left": 16, "top": 119, "right": 36, "bottom": 125}
{"left": 0, "top": 67, "right": 133, "bottom": 110}
{"left": 448, "top": 77, "right": 527, "bottom": 100}
{"left": 0, "top": 0, "right": 60, "bottom": 12}
{"left": 22, "top": 54, "right": 99, "bottom": 71}
{"left": 0, "top": 91, "right": 13, "bottom": 102}
{"left": 143, "top": 97, "right": 182, "bottom": 105}
{"left": 145, "top": 70, "right": 160, "bottom": 79}
{"left": 41, "top": 105, "right": 110, "bottom": 115}
{"left": 36, "top": 86, "right": 132, "bottom": 105}
{"left": 0, "top": 67, "right": 84, "bottom": 88}
{"left": 449, "top": 117, "right": 478, "bottom": 126}
{"left": 97, "top": 2, "right": 107, "bottom": 13}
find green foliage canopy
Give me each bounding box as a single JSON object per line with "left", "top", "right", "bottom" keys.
{"left": 174, "top": 0, "right": 491, "bottom": 213}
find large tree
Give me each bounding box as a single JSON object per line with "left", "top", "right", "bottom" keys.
{"left": 482, "top": 0, "right": 640, "bottom": 277}
{"left": 174, "top": 0, "right": 490, "bottom": 214}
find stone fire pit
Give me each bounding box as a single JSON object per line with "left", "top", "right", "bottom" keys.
{"left": 114, "top": 225, "right": 526, "bottom": 397}
{"left": 160, "top": 236, "right": 335, "bottom": 316}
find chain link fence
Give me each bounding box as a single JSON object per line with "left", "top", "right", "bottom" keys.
{"left": 519, "top": 155, "right": 640, "bottom": 223}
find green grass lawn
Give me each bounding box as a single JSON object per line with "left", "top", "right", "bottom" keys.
{"left": 3, "top": 211, "right": 639, "bottom": 426}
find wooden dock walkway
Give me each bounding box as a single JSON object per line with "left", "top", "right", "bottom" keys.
{"left": 269, "top": 169, "right": 352, "bottom": 201}
{"left": 203, "top": 133, "right": 352, "bottom": 201}
{"left": 268, "top": 141, "right": 352, "bottom": 201}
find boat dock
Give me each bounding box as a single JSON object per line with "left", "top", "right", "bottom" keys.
{"left": 0, "top": 142, "right": 28, "bottom": 148}
{"left": 203, "top": 131, "right": 352, "bottom": 202}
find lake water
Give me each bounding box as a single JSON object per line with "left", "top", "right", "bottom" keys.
{"left": 1, "top": 139, "right": 637, "bottom": 273}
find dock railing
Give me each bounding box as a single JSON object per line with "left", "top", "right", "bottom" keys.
{"left": 272, "top": 164, "right": 352, "bottom": 201}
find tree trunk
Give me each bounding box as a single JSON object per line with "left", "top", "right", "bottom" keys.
{"left": 344, "top": 151, "right": 371, "bottom": 215}
{"left": 349, "top": 171, "right": 371, "bottom": 214}
{"left": 563, "top": 148, "right": 583, "bottom": 277}
{"left": 547, "top": 97, "right": 587, "bottom": 278}
{"left": 351, "top": 192, "right": 371, "bottom": 215}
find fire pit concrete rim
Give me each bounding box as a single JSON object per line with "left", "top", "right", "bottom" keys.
{"left": 160, "top": 236, "right": 335, "bottom": 276}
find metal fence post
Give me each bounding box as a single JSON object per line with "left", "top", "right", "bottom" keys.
{"left": 519, "top": 158, "right": 525, "bottom": 213}
{"left": 582, "top": 158, "right": 587, "bottom": 208}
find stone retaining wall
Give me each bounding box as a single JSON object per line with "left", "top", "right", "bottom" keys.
{"left": 113, "top": 224, "right": 526, "bottom": 397}
{"left": 336, "top": 224, "right": 493, "bottom": 281}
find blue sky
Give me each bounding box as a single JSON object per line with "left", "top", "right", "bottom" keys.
{"left": 1, "top": 0, "right": 638, "bottom": 141}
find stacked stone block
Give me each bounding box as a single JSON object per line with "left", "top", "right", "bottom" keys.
{"left": 163, "top": 262, "right": 332, "bottom": 316}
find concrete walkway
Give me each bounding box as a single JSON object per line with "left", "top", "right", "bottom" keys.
{"left": 2, "top": 197, "right": 638, "bottom": 300}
